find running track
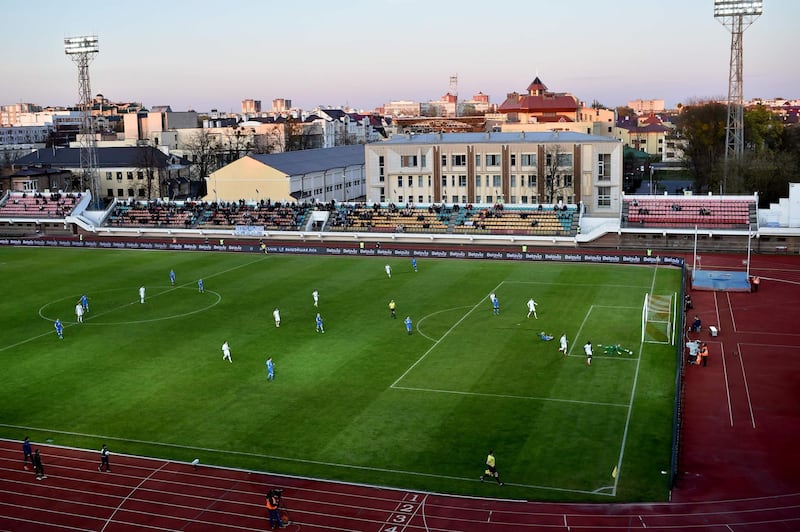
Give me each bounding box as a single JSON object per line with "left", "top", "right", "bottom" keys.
{"left": 2, "top": 254, "right": 799, "bottom": 531}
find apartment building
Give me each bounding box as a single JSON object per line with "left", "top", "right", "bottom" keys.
{"left": 365, "top": 131, "right": 622, "bottom": 216}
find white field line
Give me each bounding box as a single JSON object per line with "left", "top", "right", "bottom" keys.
{"left": 736, "top": 342, "right": 757, "bottom": 429}
{"left": 720, "top": 342, "right": 735, "bottom": 427}
{"left": 391, "top": 386, "right": 628, "bottom": 407}
{"left": 611, "top": 264, "right": 658, "bottom": 494}
{"left": 0, "top": 256, "right": 267, "bottom": 353}
{"left": 0, "top": 424, "right": 608, "bottom": 497}
{"left": 100, "top": 461, "right": 170, "bottom": 532}
{"left": 726, "top": 292, "right": 738, "bottom": 333}
{"left": 389, "top": 281, "right": 504, "bottom": 388}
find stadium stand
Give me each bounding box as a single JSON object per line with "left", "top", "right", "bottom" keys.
{"left": 327, "top": 203, "right": 578, "bottom": 236}
{"left": 453, "top": 204, "right": 578, "bottom": 236}
{"left": 0, "top": 192, "right": 80, "bottom": 218}
{"left": 105, "top": 199, "right": 312, "bottom": 231}
{"left": 328, "top": 204, "right": 448, "bottom": 233}
{"left": 622, "top": 196, "right": 756, "bottom": 229}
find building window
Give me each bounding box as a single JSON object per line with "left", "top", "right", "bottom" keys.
{"left": 510, "top": 195, "right": 517, "bottom": 203}
{"left": 127, "top": 188, "right": 134, "bottom": 196}
{"left": 407, "top": 176, "right": 413, "bottom": 187}
{"left": 441, "top": 155, "right": 447, "bottom": 168}
{"left": 475, "top": 154, "right": 481, "bottom": 168}
{"left": 107, "top": 188, "right": 113, "bottom": 196}
{"left": 510, "top": 175, "right": 516, "bottom": 187}
{"left": 420, "top": 154, "right": 426, "bottom": 168}
{"left": 597, "top": 186, "right": 611, "bottom": 207}
{"left": 527, "top": 175, "right": 536, "bottom": 187}
{"left": 451, "top": 154, "right": 466, "bottom": 166}
{"left": 458, "top": 175, "right": 467, "bottom": 187}
{"left": 475, "top": 175, "right": 481, "bottom": 188}
{"left": 492, "top": 175, "right": 501, "bottom": 187}
{"left": 564, "top": 175, "right": 573, "bottom": 188}
{"left": 137, "top": 171, "right": 144, "bottom": 180}
{"left": 510, "top": 154, "right": 516, "bottom": 167}
{"left": 400, "top": 155, "right": 418, "bottom": 167}
{"left": 418, "top": 175, "right": 424, "bottom": 187}
{"left": 398, "top": 195, "right": 403, "bottom": 203}
{"left": 127, "top": 171, "right": 133, "bottom": 180}
{"left": 397, "top": 176, "right": 403, "bottom": 187}
{"left": 106, "top": 172, "right": 112, "bottom": 180}
{"left": 521, "top": 195, "right": 528, "bottom": 204}
{"left": 485, "top": 154, "right": 500, "bottom": 166}
{"left": 116, "top": 172, "right": 123, "bottom": 180}
{"left": 598, "top": 153, "right": 611, "bottom": 180}
{"left": 117, "top": 188, "right": 123, "bottom": 196}
{"left": 441, "top": 176, "right": 447, "bottom": 188}
{"left": 418, "top": 195, "right": 424, "bottom": 203}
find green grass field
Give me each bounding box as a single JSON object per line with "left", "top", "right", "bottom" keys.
{"left": 0, "top": 247, "right": 681, "bottom": 501}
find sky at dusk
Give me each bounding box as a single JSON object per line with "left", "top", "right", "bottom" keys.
{"left": 2, "top": 0, "right": 798, "bottom": 113}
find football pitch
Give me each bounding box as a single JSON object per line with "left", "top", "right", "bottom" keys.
{"left": 0, "top": 247, "right": 681, "bottom": 501}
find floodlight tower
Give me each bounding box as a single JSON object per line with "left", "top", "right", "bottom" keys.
{"left": 714, "top": 1, "right": 762, "bottom": 193}
{"left": 64, "top": 35, "right": 100, "bottom": 205}
{"left": 450, "top": 74, "right": 458, "bottom": 117}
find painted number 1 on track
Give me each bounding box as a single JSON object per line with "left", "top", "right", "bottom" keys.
{"left": 380, "top": 493, "right": 422, "bottom": 531}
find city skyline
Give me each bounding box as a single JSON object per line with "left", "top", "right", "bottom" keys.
{"left": 2, "top": 0, "right": 798, "bottom": 113}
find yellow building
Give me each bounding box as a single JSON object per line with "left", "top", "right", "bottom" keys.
{"left": 203, "top": 145, "right": 365, "bottom": 204}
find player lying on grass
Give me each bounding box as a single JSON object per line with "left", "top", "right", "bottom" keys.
{"left": 538, "top": 331, "right": 554, "bottom": 341}
{"left": 598, "top": 343, "right": 634, "bottom": 355}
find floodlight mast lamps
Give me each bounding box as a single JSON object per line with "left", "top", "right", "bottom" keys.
{"left": 64, "top": 35, "right": 101, "bottom": 206}
{"left": 714, "top": 1, "right": 762, "bottom": 194}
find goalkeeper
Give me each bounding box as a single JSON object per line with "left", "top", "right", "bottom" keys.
{"left": 598, "top": 343, "right": 634, "bottom": 356}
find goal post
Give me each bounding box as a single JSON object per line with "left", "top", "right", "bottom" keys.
{"left": 642, "top": 293, "right": 673, "bottom": 345}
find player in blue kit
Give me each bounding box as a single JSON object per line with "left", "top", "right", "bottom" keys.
{"left": 411, "top": 258, "right": 418, "bottom": 272}
{"left": 80, "top": 294, "right": 89, "bottom": 313}
{"left": 198, "top": 278, "right": 204, "bottom": 293}
{"left": 315, "top": 313, "right": 325, "bottom": 333}
{"left": 54, "top": 319, "right": 63, "bottom": 339}
{"left": 266, "top": 357, "right": 275, "bottom": 380}
{"left": 169, "top": 269, "right": 175, "bottom": 286}
{"left": 404, "top": 316, "right": 413, "bottom": 335}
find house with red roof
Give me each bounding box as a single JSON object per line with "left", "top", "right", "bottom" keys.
{"left": 496, "top": 77, "right": 581, "bottom": 124}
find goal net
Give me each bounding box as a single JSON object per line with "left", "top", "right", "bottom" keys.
{"left": 641, "top": 293, "right": 673, "bottom": 344}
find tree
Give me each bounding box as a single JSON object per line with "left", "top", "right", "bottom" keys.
{"left": 335, "top": 119, "right": 358, "bottom": 146}
{"left": 222, "top": 126, "right": 253, "bottom": 164}
{"left": 678, "top": 101, "right": 799, "bottom": 201}
{"left": 544, "top": 145, "right": 571, "bottom": 204}
{"left": 616, "top": 106, "right": 636, "bottom": 122}
{"left": 184, "top": 129, "right": 219, "bottom": 181}
{"left": 135, "top": 146, "right": 167, "bottom": 200}
{"left": 252, "top": 129, "right": 283, "bottom": 154}
{"left": 284, "top": 117, "right": 320, "bottom": 151}
{"left": 675, "top": 102, "right": 727, "bottom": 193}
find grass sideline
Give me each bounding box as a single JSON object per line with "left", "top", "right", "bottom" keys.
{"left": 0, "top": 247, "right": 680, "bottom": 501}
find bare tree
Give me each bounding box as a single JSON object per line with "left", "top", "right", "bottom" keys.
{"left": 252, "top": 129, "right": 283, "bottom": 154}
{"left": 544, "top": 145, "right": 571, "bottom": 204}
{"left": 223, "top": 126, "right": 253, "bottom": 163}
{"left": 184, "top": 129, "right": 220, "bottom": 181}
{"left": 284, "top": 117, "right": 321, "bottom": 151}
{"left": 135, "top": 146, "right": 167, "bottom": 200}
